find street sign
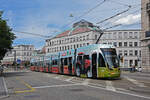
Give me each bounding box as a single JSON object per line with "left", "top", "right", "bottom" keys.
{"left": 17, "top": 59, "right": 21, "bottom": 64}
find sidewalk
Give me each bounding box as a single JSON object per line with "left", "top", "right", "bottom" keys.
{"left": 0, "top": 77, "right": 8, "bottom": 98}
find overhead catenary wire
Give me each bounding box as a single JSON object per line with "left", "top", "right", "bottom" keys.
{"left": 101, "top": 7, "right": 141, "bottom": 27}
{"left": 13, "top": 30, "right": 53, "bottom": 38}
{"left": 95, "top": 23, "right": 122, "bottom": 44}
{"left": 62, "top": 0, "right": 107, "bottom": 29}
{"left": 96, "top": 0, "right": 143, "bottom": 28}
{"left": 96, "top": 5, "right": 132, "bottom": 24}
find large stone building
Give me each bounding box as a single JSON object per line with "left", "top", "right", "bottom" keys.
{"left": 141, "top": 0, "right": 150, "bottom": 71}
{"left": 1, "top": 45, "right": 34, "bottom": 65}
{"left": 45, "top": 20, "right": 141, "bottom": 68}
{"left": 101, "top": 30, "right": 141, "bottom": 68}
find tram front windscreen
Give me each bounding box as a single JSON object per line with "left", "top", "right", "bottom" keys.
{"left": 101, "top": 48, "right": 119, "bottom": 69}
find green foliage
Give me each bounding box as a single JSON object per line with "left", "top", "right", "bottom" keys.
{"left": 0, "top": 11, "right": 16, "bottom": 60}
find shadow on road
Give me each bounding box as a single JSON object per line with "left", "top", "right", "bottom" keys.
{"left": 2, "top": 72, "right": 29, "bottom": 77}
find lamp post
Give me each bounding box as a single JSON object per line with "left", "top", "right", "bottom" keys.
{"left": 13, "top": 50, "right": 17, "bottom": 70}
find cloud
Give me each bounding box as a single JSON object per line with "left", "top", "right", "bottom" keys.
{"left": 113, "top": 13, "right": 141, "bottom": 25}
{"left": 9, "top": 0, "right": 141, "bottom": 49}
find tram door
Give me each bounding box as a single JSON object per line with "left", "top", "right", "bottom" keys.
{"left": 92, "top": 53, "right": 97, "bottom": 78}
{"left": 60, "top": 58, "right": 64, "bottom": 74}
{"left": 68, "top": 57, "right": 72, "bottom": 75}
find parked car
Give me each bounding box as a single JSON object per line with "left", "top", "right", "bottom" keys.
{"left": 136, "top": 67, "right": 142, "bottom": 72}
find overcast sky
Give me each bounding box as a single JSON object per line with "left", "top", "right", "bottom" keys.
{"left": 0, "top": 0, "right": 141, "bottom": 49}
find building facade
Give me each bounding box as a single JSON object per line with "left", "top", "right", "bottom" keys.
{"left": 1, "top": 45, "right": 34, "bottom": 65}
{"left": 100, "top": 30, "right": 141, "bottom": 68}
{"left": 45, "top": 20, "right": 141, "bottom": 68}
{"left": 141, "top": 0, "right": 150, "bottom": 71}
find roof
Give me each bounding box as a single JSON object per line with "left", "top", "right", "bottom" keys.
{"left": 55, "top": 26, "right": 92, "bottom": 38}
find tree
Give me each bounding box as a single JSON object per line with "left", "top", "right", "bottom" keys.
{"left": 0, "top": 11, "right": 16, "bottom": 61}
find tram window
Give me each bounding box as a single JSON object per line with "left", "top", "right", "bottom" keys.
{"left": 52, "top": 60, "right": 58, "bottom": 65}
{"left": 77, "top": 56, "right": 82, "bottom": 61}
{"left": 98, "top": 53, "right": 106, "bottom": 67}
{"left": 64, "top": 58, "right": 68, "bottom": 65}
{"left": 77, "top": 56, "right": 82, "bottom": 63}
{"left": 83, "top": 55, "right": 89, "bottom": 60}
{"left": 69, "top": 57, "right": 72, "bottom": 65}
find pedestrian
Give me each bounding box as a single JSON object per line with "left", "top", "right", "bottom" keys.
{"left": 138, "top": 67, "right": 142, "bottom": 72}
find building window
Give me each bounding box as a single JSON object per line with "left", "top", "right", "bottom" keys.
{"left": 108, "top": 42, "right": 112, "bottom": 45}
{"left": 113, "top": 42, "right": 117, "bottom": 47}
{"left": 134, "top": 42, "right": 138, "bottom": 47}
{"left": 129, "top": 42, "right": 133, "bottom": 47}
{"left": 95, "top": 35, "right": 97, "bottom": 40}
{"left": 118, "top": 32, "right": 122, "bottom": 39}
{"left": 77, "top": 44, "right": 79, "bottom": 48}
{"left": 139, "top": 50, "right": 141, "bottom": 57}
{"left": 73, "top": 38, "right": 75, "bottom": 42}
{"left": 119, "top": 50, "right": 122, "bottom": 56}
{"left": 129, "top": 60, "right": 133, "bottom": 67}
{"left": 129, "top": 50, "right": 133, "bottom": 56}
{"left": 71, "top": 45, "right": 72, "bottom": 49}
{"left": 113, "top": 32, "right": 117, "bottom": 39}
{"left": 102, "top": 34, "right": 106, "bottom": 39}
{"left": 65, "top": 46, "right": 66, "bottom": 50}
{"left": 129, "top": 32, "right": 133, "bottom": 38}
{"left": 134, "top": 32, "right": 138, "bottom": 38}
{"left": 124, "top": 50, "right": 128, "bottom": 56}
{"left": 124, "top": 60, "right": 128, "bottom": 67}
{"left": 107, "top": 33, "right": 111, "bottom": 39}
{"left": 87, "top": 35, "right": 89, "bottom": 40}
{"left": 135, "top": 60, "right": 138, "bottom": 66}
{"left": 76, "top": 37, "right": 79, "bottom": 42}
{"left": 119, "top": 42, "right": 122, "bottom": 47}
{"left": 80, "top": 44, "right": 82, "bottom": 47}
{"left": 124, "top": 32, "right": 128, "bottom": 39}
{"left": 70, "top": 38, "right": 72, "bottom": 43}
{"left": 68, "top": 46, "right": 69, "bottom": 50}
{"left": 80, "top": 36, "right": 82, "bottom": 41}
{"left": 124, "top": 42, "right": 128, "bottom": 47}
{"left": 135, "top": 50, "right": 138, "bottom": 56}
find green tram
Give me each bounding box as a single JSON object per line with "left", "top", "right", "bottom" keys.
{"left": 30, "top": 44, "right": 121, "bottom": 78}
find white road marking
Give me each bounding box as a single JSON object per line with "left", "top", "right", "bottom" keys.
{"left": 45, "top": 73, "right": 56, "bottom": 77}
{"left": 85, "top": 84, "right": 150, "bottom": 100}
{"left": 54, "top": 76, "right": 150, "bottom": 99}
{"left": 65, "top": 77, "right": 74, "bottom": 82}
{"left": 125, "top": 76, "right": 146, "bottom": 87}
{"left": 0, "top": 77, "right": 9, "bottom": 99}
{"left": 82, "top": 79, "right": 90, "bottom": 85}
{"left": 106, "top": 81, "right": 116, "bottom": 91}
{"left": 54, "top": 76, "right": 60, "bottom": 79}
{"left": 33, "top": 83, "right": 81, "bottom": 89}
